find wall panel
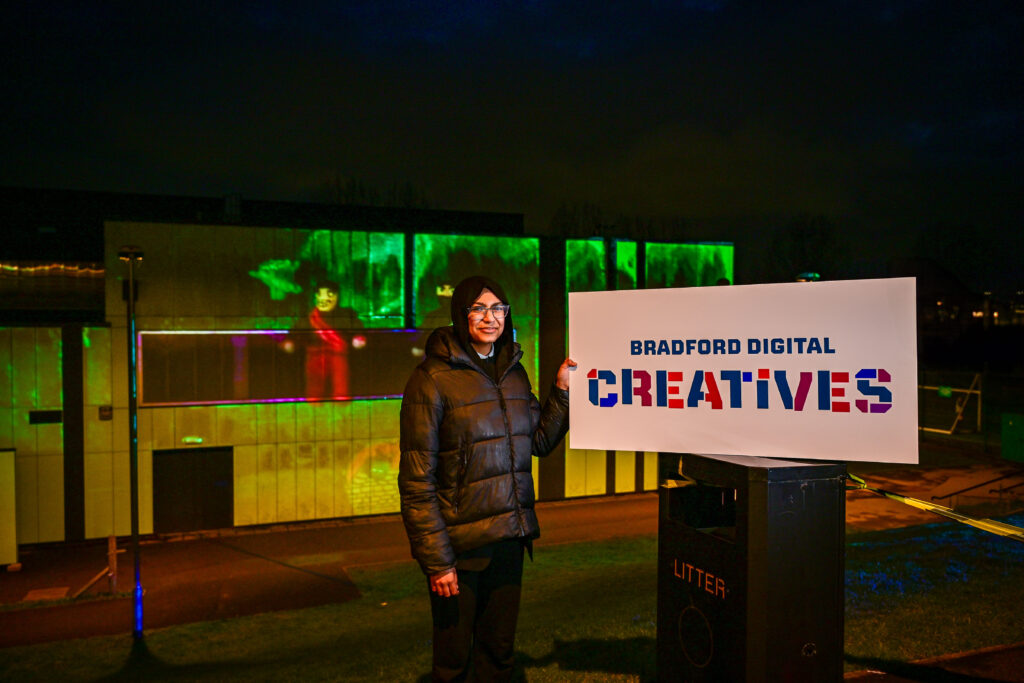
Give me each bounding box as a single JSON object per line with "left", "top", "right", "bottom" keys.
{"left": 332, "top": 402, "right": 353, "bottom": 441}
{"left": 644, "top": 451, "right": 659, "bottom": 490}
{"left": 35, "top": 423, "right": 62, "bottom": 458}
{"left": 12, "top": 410, "right": 34, "bottom": 458}
{"left": 350, "top": 438, "right": 371, "bottom": 515}
{"left": 313, "top": 403, "right": 333, "bottom": 442}
{"left": 0, "top": 407, "right": 12, "bottom": 453}
{"left": 36, "top": 454, "right": 65, "bottom": 542}
{"left": 175, "top": 407, "right": 215, "bottom": 446}
{"left": 257, "top": 404, "right": 277, "bottom": 443}
{"left": 295, "top": 442, "right": 316, "bottom": 520}
{"left": 82, "top": 327, "right": 112, "bottom": 406}
{"left": 276, "top": 404, "right": 296, "bottom": 444}
{"left": 564, "top": 447, "right": 587, "bottom": 498}
{"left": 0, "top": 449, "right": 16, "bottom": 562}
{"left": 111, "top": 450, "right": 131, "bottom": 536}
{"left": 83, "top": 451, "right": 113, "bottom": 539}
{"left": 150, "top": 408, "right": 175, "bottom": 450}
{"left": 14, "top": 455, "right": 38, "bottom": 543}
{"left": 84, "top": 411, "right": 113, "bottom": 455}
{"left": 139, "top": 448, "right": 153, "bottom": 534}
{"left": 36, "top": 329, "right": 62, "bottom": 406}
{"left": 333, "top": 440, "right": 353, "bottom": 518}
{"left": 295, "top": 403, "right": 315, "bottom": 444}
{"left": 0, "top": 329, "right": 12, "bottom": 409}
{"left": 368, "top": 438, "right": 400, "bottom": 515}
{"left": 585, "top": 449, "right": 606, "bottom": 496}
{"left": 234, "top": 444, "right": 259, "bottom": 527}
{"left": 614, "top": 450, "right": 636, "bottom": 494}
{"left": 370, "top": 400, "right": 400, "bottom": 439}
{"left": 257, "top": 443, "right": 278, "bottom": 524}
{"left": 314, "top": 442, "right": 334, "bottom": 520}
{"left": 276, "top": 443, "right": 297, "bottom": 521}
{"left": 350, "top": 402, "right": 370, "bottom": 440}
{"left": 11, "top": 328, "right": 37, "bottom": 408}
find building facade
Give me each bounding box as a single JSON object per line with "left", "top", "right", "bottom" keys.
{"left": 0, "top": 189, "right": 734, "bottom": 544}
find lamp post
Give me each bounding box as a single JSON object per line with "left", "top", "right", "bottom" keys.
{"left": 118, "top": 245, "right": 144, "bottom": 641}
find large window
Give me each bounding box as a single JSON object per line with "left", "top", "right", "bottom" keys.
{"left": 139, "top": 329, "right": 423, "bottom": 406}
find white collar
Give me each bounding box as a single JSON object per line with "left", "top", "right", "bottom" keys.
{"left": 475, "top": 344, "right": 495, "bottom": 359}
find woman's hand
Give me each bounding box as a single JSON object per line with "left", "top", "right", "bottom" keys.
{"left": 555, "top": 358, "right": 578, "bottom": 391}
{"left": 429, "top": 568, "right": 459, "bottom": 597}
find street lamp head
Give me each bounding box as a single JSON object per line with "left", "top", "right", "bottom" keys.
{"left": 118, "top": 245, "right": 144, "bottom": 262}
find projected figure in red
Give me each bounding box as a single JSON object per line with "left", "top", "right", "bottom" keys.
{"left": 305, "top": 280, "right": 350, "bottom": 399}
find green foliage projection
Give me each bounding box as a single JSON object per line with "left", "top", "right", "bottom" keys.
{"left": 616, "top": 240, "right": 637, "bottom": 290}
{"left": 566, "top": 239, "right": 605, "bottom": 293}
{"left": 248, "top": 259, "right": 304, "bottom": 301}
{"left": 248, "top": 230, "right": 404, "bottom": 328}
{"left": 646, "top": 242, "right": 734, "bottom": 288}
{"left": 566, "top": 239, "right": 636, "bottom": 293}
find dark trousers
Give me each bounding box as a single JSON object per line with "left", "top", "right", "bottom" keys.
{"left": 430, "top": 540, "right": 525, "bottom": 682}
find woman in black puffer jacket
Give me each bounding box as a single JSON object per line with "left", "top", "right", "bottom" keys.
{"left": 399, "top": 275, "right": 575, "bottom": 682}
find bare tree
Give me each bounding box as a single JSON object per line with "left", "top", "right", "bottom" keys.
{"left": 315, "top": 173, "right": 435, "bottom": 209}
{"left": 767, "top": 214, "right": 847, "bottom": 282}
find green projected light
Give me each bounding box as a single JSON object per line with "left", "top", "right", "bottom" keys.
{"left": 413, "top": 234, "right": 540, "bottom": 387}
{"left": 616, "top": 240, "right": 637, "bottom": 290}
{"left": 248, "top": 230, "right": 404, "bottom": 329}
{"left": 566, "top": 239, "right": 605, "bottom": 293}
{"left": 297, "top": 231, "right": 404, "bottom": 326}
{"left": 646, "top": 242, "right": 734, "bottom": 288}
{"left": 566, "top": 239, "right": 636, "bottom": 293}
{"left": 248, "top": 259, "right": 304, "bottom": 300}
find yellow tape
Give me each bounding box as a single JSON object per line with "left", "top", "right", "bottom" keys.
{"left": 847, "top": 473, "right": 1024, "bottom": 543}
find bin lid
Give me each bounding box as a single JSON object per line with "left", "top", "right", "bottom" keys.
{"left": 679, "top": 452, "right": 846, "bottom": 484}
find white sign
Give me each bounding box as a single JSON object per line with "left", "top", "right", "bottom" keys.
{"left": 568, "top": 278, "right": 918, "bottom": 463}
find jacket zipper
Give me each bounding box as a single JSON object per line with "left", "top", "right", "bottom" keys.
{"left": 455, "top": 440, "right": 469, "bottom": 514}
{"left": 495, "top": 384, "right": 527, "bottom": 534}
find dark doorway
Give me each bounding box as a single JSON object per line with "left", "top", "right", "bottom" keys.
{"left": 153, "top": 447, "right": 234, "bottom": 533}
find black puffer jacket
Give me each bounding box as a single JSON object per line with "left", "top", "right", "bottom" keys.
{"left": 398, "top": 326, "right": 569, "bottom": 576}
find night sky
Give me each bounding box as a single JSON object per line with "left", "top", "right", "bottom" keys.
{"left": 3, "top": 2, "right": 1022, "bottom": 292}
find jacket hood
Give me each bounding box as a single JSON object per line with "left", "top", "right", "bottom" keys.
{"left": 449, "top": 275, "right": 515, "bottom": 355}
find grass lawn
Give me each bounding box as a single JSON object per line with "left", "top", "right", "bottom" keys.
{"left": 1, "top": 515, "right": 1021, "bottom": 682}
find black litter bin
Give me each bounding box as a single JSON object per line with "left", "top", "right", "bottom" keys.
{"left": 657, "top": 453, "right": 846, "bottom": 682}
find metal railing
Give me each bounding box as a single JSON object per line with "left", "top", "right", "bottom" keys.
{"left": 919, "top": 373, "right": 982, "bottom": 435}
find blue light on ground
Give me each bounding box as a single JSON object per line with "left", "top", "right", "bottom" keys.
{"left": 846, "top": 512, "right": 1024, "bottom": 614}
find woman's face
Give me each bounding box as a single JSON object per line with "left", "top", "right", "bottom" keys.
{"left": 467, "top": 288, "right": 505, "bottom": 348}
{"left": 315, "top": 287, "right": 339, "bottom": 312}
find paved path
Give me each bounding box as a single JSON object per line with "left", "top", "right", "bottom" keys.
{"left": 0, "top": 494, "right": 658, "bottom": 648}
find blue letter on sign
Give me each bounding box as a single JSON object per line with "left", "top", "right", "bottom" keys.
{"left": 588, "top": 368, "right": 618, "bottom": 407}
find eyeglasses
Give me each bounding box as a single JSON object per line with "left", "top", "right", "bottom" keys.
{"left": 466, "top": 304, "right": 510, "bottom": 321}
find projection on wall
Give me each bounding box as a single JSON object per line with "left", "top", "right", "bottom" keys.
{"left": 565, "top": 239, "right": 638, "bottom": 294}
{"left": 566, "top": 239, "right": 606, "bottom": 294}
{"left": 413, "top": 234, "right": 540, "bottom": 387}
{"left": 245, "top": 229, "right": 405, "bottom": 328}
{"left": 645, "top": 242, "right": 734, "bottom": 288}
{"left": 140, "top": 229, "right": 413, "bottom": 406}
{"left": 616, "top": 240, "right": 637, "bottom": 290}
